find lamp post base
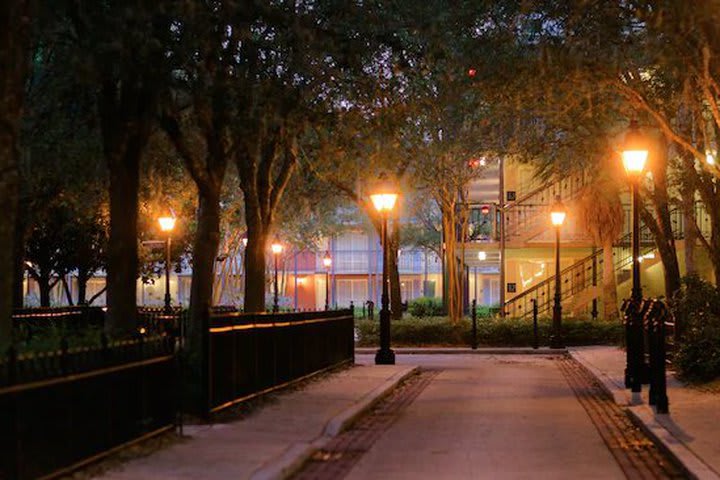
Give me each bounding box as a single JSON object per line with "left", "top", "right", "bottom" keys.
{"left": 375, "top": 348, "right": 396, "bottom": 365}
{"left": 550, "top": 303, "right": 564, "bottom": 349}
{"left": 164, "top": 293, "right": 172, "bottom": 315}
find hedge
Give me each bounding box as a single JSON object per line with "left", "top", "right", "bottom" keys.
{"left": 355, "top": 316, "right": 623, "bottom": 348}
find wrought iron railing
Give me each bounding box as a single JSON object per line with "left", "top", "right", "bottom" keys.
{"left": 503, "top": 205, "right": 706, "bottom": 320}
{"left": 503, "top": 171, "right": 588, "bottom": 241}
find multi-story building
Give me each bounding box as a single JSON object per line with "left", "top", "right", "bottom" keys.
{"left": 22, "top": 157, "right": 715, "bottom": 316}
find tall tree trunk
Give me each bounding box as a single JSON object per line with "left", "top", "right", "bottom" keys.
{"left": 601, "top": 239, "right": 619, "bottom": 321}
{"left": 244, "top": 221, "right": 269, "bottom": 313}
{"left": 61, "top": 276, "right": 73, "bottom": 306}
{"left": 77, "top": 269, "right": 88, "bottom": 305}
{"left": 38, "top": 273, "right": 51, "bottom": 307}
{"left": 0, "top": 0, "right": 33, "bottom": 342}
{"left": 645, "top": 138, "right": 681, "bottom": 300}
{"left": 388, "top": 222, "right": 402, "bottom": 320}
{"left": 12, "top": 206, "right": 25, "bottom": 308}
{"left": 441, "top": 203, "right": 462, "bottom": 323}
{"left": 188, "top": 188, "right": 222, "bottom": 349}
{"left": 682, "top": 188, "right": 697, "bottom": 276}
{"left": 709, "top": 208, "right": 720, "bottom": 284}
{"left": 105, "top": 138, "right": 142, "bottom": 336}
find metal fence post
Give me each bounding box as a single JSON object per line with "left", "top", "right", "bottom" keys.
{"left": 7, "top": 345, "right": 19, "bottom": 480}
{"left": 471, "top": 299, "right": 478, "bottom": 350}
{"left": 655, "top": 303, "right": 669, "bottom": 414}
{"left": 202, "top": 307, "right": 211, "bottom": 418}
{"left": 60, "top": 337, "right": 69, "bottom": 375}
{"left": 532, "top": 299, "right": 539, "bottom": 349}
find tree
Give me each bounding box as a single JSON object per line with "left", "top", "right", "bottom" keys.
{"left": 159, "top": 1, "right": 236, "bottom": 345}
{"left": 0, "top": 0, "right": 34, "bottom": 341}
{"left": 578, "top": 168, "right": 624, "bottom": 321}
{"left": 52, "top": 1, "right": 175, "bottom": 335}
{"left": 228, "top": 2, "right": 390, "bottom": 312}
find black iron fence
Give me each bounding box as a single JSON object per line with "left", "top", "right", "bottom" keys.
{"left": 12, "top": 306, "right": 105, "bottom": 342}
{"left": 203, "top": 308, "right": 354, "bottom": 414}
{"left": 0, "top": 335, "right": 178, "bottom": 480}
{"left": 2, "top": 305, "right": 354, "bottom": 477}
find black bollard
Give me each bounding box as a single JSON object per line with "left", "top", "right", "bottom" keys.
{"left": 532, "top": 299, "right": 539, "bottom": 349}
{"left": 471, "top": 299, "right": 478, "bottom": 350}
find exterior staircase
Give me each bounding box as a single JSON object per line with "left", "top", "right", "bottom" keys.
{"left": 502, "top": 208, "right": 690, "bottom": 320}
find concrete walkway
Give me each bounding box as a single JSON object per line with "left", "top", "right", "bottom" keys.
{"left": 94, "top": 363, "right": 416, "bottom": 480}
{"left": 571, "top": 346, "right": 720, "bottom": 479}
{"left": 348, "top": 354, "right": 625, "bottom": 480}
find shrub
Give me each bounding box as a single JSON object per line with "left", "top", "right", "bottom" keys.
{"left": 407, "top": 297, "right": 445, "bottom": 318}
{"left": 355, "top": 316, "right": 622, "bottom": 347}
{"left": 670, "top": 276, "right": 720, "bottom": 382}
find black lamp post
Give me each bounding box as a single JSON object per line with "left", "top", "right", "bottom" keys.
{"left": 271, "top": 239, "right": 283, "bottom": 313}
{"left": 323, "top": 251, "right": 332, "bottom": 310}
{"left": 549, "top": 196, "right": 566, "bottom": 349}
{"left": 371, "top": 180, "right": 399, "bottom": 365}
{"left": 622, "top": 120, "right": 649, "bottom": 399}
{"left": 158, "top": 216, "right": 176, "bottom": 314}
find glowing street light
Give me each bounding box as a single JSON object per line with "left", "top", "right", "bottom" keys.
{"left": 622, "top": 120, "right": 649, "bottom": 176}
{"left": 271, "top": 239, "right": 283, "bottom": 312}
{"left": 323, "top": 251, "right": 332, "bottom": 310}
{"left": 549, "top": 196, "right": 566, "bottom": 349}
{"left": 158, "top": 215, "right": 176, "bottom": 314}
{"left": 371, "top": 177, "right": 399, "bottom": 365}
{"left": 158, "top": 216, "right": 176, "bottom": 232}
{"left": 706, "top": 150, "right": 716, "bottom": 166}
{"left": 622, "top": 119, "right": 649, "bottom": 401}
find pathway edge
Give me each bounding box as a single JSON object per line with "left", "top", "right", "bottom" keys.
{"left": 249, "top": 364, "right": 419, "bottom": 480}
{"left": 569, "top": 349, "right": 720, "bottom": 480}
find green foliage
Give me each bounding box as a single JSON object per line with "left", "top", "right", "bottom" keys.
{"left": 355, "top": 316, "right": 622, "bottom": 347}
{"left": 407, "top": 297, "right": 444, "bottom": 318}
{"left": 671, "top": 276, "right": 720, "bottom": 382}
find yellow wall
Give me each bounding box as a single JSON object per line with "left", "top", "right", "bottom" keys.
{"left": 504, "top": 247, "right": 594, "bottom": 300}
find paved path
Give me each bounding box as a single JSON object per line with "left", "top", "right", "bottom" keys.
{"left": 345, "top": 354, "right": 626, "bottom": 480}
{"left": 94, "top": 363, "right": 413, "bottom": 480}
{"left": 572, "top": 346, "right": 720, "bottom": 478}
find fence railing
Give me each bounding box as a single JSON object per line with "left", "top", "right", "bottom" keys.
{"left": 202, "top": 308, "right": 354, "bottom": 415}
{"left": 0, "top": 335, "right": 178, "bottom": 480}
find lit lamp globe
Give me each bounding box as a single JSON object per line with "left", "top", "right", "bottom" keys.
{"left": 370, "top": 180, "right": 399, "bottom": 213}
{"left": 323, "top": 251, "right": 332, "bottom": 268}
{"left": 158, "top": 216, "right": 176, "bottom": 232}
{"left": 622, "top": 120, "right": 649, "bottom": 176}
{"left": 550, "top": 198, "right": 567, "bottom": 227}
{"left": 477, "top": 251, "right": 487, "bottom": 261}
{"left": 271, "top": 241, "right": 283, "bottom": 255}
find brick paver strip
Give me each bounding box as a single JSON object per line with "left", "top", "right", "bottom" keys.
{"left": 292, "top": 369, "right": 439, "bottom": 480}
{"left": 558, "top": 356, "right": 685, "bottom": 479}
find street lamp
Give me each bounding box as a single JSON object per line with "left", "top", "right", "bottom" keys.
{"left": 370, "top": 179, "right": 399, "bottom": 365}
{"left": 323, "top": 251, "right": 332, "bottom": 310}
{"left": 158, "top": 215, "right": 176, "bottom": 314}
{"left": 622, "top": 119, "right": 649, "bottom": 398}
{"left": 550, "top": 196, "right": 566, "bottom": 349}
{"left": 271, "top": 239, "right": 283, "bottom": 313}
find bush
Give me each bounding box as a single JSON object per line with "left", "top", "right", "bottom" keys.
{"left": 407, "top": 297, "right": 444, "bottom": 317}
{"left": 355, "top": 316, "right": 622, "bottom": 347}
{"left": 670, "top": 276, "right": 720, "bottom": 382}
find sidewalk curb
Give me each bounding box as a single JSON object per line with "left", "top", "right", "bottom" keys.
{"left": 250, "top": 365, "right": 419, "bottom": 480}
{"left": 569, "top": 349, "right": 720, "bottom": 480}
{"left": 355, "top": 347, "right": 566, "bottom": 355}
